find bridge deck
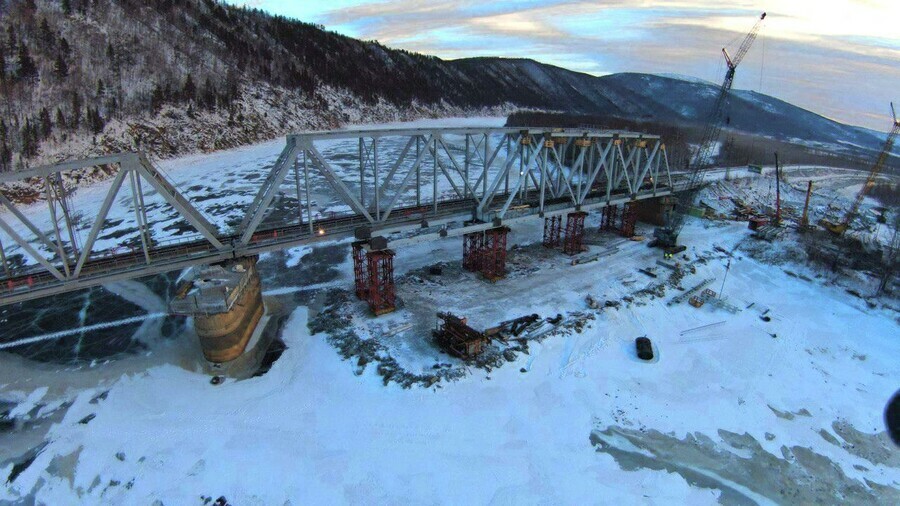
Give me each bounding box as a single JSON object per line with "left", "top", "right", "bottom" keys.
{"left": 1, "top": 127, "right": 679, "bottom": 306}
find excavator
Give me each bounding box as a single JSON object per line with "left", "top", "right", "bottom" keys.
{"left": 652, "top": 12, "right": 766, "bottom": 251}
{"left": 820, "top": 103, "right": 899, "bottom": 236}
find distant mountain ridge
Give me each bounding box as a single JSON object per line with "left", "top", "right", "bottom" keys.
{"left": 0, "top": 0, "right": 892, "bottom": 171}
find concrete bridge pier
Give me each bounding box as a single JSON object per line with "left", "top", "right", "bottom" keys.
{"left": 170, "top": 256, "right": 266, "bottom": 365}
{"left": 632, "top": 196, "right": 678, "bottom": 226}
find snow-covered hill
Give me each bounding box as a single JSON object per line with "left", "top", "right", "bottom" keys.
{"left": 1, "top": 0, "right": 895, "bottom": 173}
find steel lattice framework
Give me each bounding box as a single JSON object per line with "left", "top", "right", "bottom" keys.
{"left": 0, "top": 127, "right": 674, "bottom": 306}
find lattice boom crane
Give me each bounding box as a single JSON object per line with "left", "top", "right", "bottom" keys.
{"left": 821, "top": 103, "right": 900, "bottom": 236}
{"left": 654, "top": 12, "right": 767, "bottom": 249}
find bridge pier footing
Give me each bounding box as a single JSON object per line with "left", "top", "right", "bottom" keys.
{"left": 366, "top": 248, "right": 396, "bottom": 316}
{"left": 352, "top": 241, "right": 369, "bottom": 300}
{"left": 171, "top": 256, "right": 265, "bottom": 365}
{"left": 601, "top": 205, "right": 619, "bottom": 232}
{"left": 461, "top": 227, "right": 510, "bottom": 281}
{"left": 481, "top": 227, "right": 510, "bottom": 281}
{"left": 351, "top": 238, "right": 397, "bottom": 316}
{"left": 543, "top": 216, "right": 562, "bottom": 248}
{"left": 631, "top": 196, "right": 677, "bottom": 226}
{"left": 621, "top": 203, "right": 638, "bottom": 238}
{"left": 563, "top": 212, "right": 587, "bottom": 255}
{"left": 463, "top": 231, "right": 485, "bottom": 272}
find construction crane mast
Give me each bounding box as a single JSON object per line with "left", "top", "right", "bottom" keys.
{"left": 821, "top": 103, "right": 900, "bottom": 236}
{"left": 653, "top": 12, "right": 767, "bottom": 249}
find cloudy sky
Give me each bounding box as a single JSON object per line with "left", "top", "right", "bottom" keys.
{"left": 226, "top": 1, "right": 899, "bottom": 132}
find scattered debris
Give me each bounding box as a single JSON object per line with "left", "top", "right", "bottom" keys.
{"left": 680, "top": 321, "right": 726, "bottom": 336}
{"left": 669, "top": 277, "right": 716, "bottom": 306}
{"left": 638, "top": 268, "right": 658, "bottom": 278}
{"left": 383, "top": 323, "right": 413, "bottom": 337}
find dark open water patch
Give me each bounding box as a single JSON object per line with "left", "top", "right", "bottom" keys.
{"left": 0, "top": 273, "right": 185, "bottom": 365}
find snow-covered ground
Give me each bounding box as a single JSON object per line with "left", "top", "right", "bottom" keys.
{"left": 2, "top": 120, "right": 899, "bottom": 504}
{"left": 2, "top": 211, "right": 899, "bottom": 503}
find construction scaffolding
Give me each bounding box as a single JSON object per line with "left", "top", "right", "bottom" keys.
{"left": 621, "top": 202, "right": 638, "bottom": 238}
{"left": 351, "top": 241, "right": 368, "bottom": 300}
{"left": 462, "top": 231, "right": 485, "bottom": 272}
{"left": 563, "top": 212, "right": 587, "bottom": 256}
{"left": 481, "top": 227, "right": 510, "bottom": 281}
{"left": 543, "top": 215, "right": 562, "bottom": 248}
{"left": 601, "top": 205, "right": 619, "bottom": 232}
{"left": 366, "top": 249, "right": 396, "bottom": 315}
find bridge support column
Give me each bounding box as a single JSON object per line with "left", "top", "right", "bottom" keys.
{"left": 480, "top": 227, "right": 510, "bottom": 281}
{"left": 352, "top": 241, "right": 368, "bottom": 299}
{"left": 601, "top": 205, "right": 619, "bottom": 232}
{"left": 632, "top": 196, "right": 677, "bottom": 226}
{"left": 462, "top": 231, "right": 484, "bottom": 272}
{"left": 621, "top": 203, "right": 638, "bottom": 238}
{"left": 366, "top": 248, "right": 396, "bottom": 316}
{"left": 563, "top": 212, "right": 587, "bottom": 255}
{"left": 172, "top": 256, "right": 265, "bottom": 364}
{"left": 543, "top": 215, "right": 562, "bottom": 248}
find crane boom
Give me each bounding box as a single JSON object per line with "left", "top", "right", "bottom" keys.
{"left": 653, "top": 12, "right": 766, "bottom": 249}
{"left": 822, "top": 103, "right": 900, "bottom": 235}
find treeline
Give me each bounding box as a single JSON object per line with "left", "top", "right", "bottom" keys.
{"left": 0, "top": 0, "right": 448, "bottom": 171}
{"left": 0, "top": 0, "right": 627, "bottom": 171}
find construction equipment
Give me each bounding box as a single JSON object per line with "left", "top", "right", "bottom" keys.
{"left": 433, "top": 312, "right": 489, "bottom": 359}
{"left": 653, "top": 12, "right": 766, "bottom": 248}
{"left": 773, "top": 153, "right": 782, "bottom": 227}
{"left": 800, "top": 181, "right": 813, "bottom": 230}
{"left": 820, "top": 103, "right": 900, "bottom": 236}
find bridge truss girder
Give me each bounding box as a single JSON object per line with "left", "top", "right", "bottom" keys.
{"left": 0, "top": 127, "right": 672, "bottom": 306}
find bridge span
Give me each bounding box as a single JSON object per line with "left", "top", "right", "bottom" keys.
{"left": 0, "top": 127, "right": 678, "bottom": 308}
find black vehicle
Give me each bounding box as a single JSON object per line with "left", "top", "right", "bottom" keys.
{"left": 635, "top": 337, "right": 654, "bottom": 361}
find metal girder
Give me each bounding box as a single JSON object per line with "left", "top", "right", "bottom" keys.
{"left": 73, "top": 168, "right": 129, "bottom": 278}
{"left": 238, "top": 142, "right": 299, "bottom": 242}
{"left": 132, "top": 154, "right": 224, "bottom": 250}
{"left": 1, "top": 127, "right": 673, "bottom": 307}
{"left": 0, "top": 153, "right": 134, "bottom": 184}
{"left": 0, "top": 193, "right": 61, "bottom": 257}
{"left": 380, "top": 136, "right": 434, "bottom": 222}
{"left": 0, "top": 215, "right": 67, "bottom": 281}
{"left": 304, "top": 144, "right": 375, "bottom": 223}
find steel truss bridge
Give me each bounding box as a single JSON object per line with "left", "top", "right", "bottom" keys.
{"left": 0, "top": 127, "right": 676, "bottom": 306}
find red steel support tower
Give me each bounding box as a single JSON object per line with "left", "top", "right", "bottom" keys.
{"left": 563, "top": 212, "right": 587, "bottom": 255}
{"left": 480, "top": 227, "right": 510, "bottom": 281}
{"left": 621, "top": 202, "right": 637, "bottom": 238}
{"left": 543, "top": 215, "right": 562, "bottom": 248}
{"left": 601, "top": 205, "right": 619, "bottom": 232}
{"left": 351, "top": 241, "right": 368, "bottom": 300}
{"left": 366, "top": 249, "right": 396, "bottom": 315}
{"left": 462, "top": 231, "right": 485, "bottom": 272}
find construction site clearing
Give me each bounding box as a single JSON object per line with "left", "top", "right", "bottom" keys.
{"left": 304, "top": 164, "right": 899, "bottom": 390}
{"left": 4, "top": 157, "right": 899, "bottom": 504}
